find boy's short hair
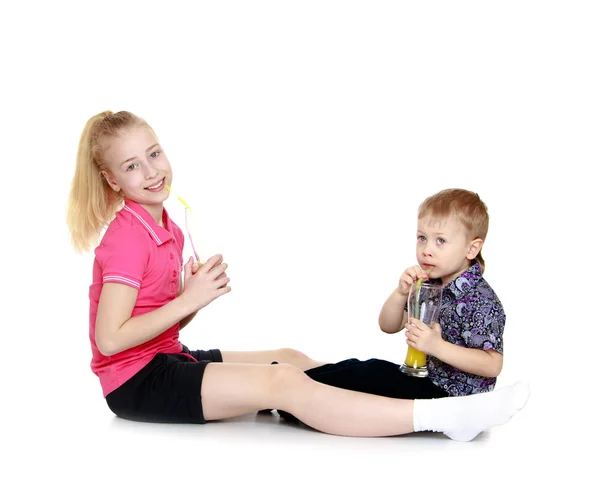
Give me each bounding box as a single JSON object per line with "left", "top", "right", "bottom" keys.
{"left": 418, "top": 188, "right": 489, "bottom": 271}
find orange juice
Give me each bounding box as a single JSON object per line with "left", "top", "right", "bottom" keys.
{"left": 404, "top": 346, "right": 426, "bottom": 368}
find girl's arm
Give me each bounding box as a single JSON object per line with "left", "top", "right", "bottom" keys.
{"left": 95, "top": 283, "right": 195, "bottom": 356}
{"left": 96, "top": 255, "right": 230, "bottom": 356}
{"left": 178, "top": 273, "right": 197, "bottom": 331}
{"left": 179, "top": 312, "right": 198, "bottom": 330}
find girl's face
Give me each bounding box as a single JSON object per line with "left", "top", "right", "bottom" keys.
{"left": 101, "top": 125, "right": 172, "bottom": 218}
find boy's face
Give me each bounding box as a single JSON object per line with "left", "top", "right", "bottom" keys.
{"left": 416, "top": 214, "right": 482, "bottom": 285}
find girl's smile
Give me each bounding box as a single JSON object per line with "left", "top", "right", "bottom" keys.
{"left": 101, "top": 125, "right": 173, "bottom": 224}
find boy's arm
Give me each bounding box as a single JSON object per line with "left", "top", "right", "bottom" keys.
{"left": 431, "top": 338, "right": 503, "bottom": 377}
{"left": 380, "top": 265, "right": 431, "bottom": 334}
{"left": 379, "top": 289, "right": 410, "bottom": 333}
{"left": 431, "top": 292, "right": 506, "bottom": 378}
{"left": 406, "top": 320, "right": 503, "bottom": 377}
{"left": 407, "top": 302, "right": 504, "bottom": 378}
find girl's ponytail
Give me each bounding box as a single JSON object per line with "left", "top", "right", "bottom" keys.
{"left": 67, "top": 110, "right": 150, "bottom": 253}
{"left": 67, "top": 111, "right": 122, "bottom": 253}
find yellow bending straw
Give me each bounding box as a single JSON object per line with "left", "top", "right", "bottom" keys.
{"left": 164, "top": 184, "right": 204, "bottom": 264}
{"left": 164, "top": 184, "right": 192, "bottom": 212}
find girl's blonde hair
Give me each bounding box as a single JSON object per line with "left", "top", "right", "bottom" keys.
{"left": 66, "top": 110, "right": 151, "bottom": 253}
{"left": 418, "top": 188, "right": 489, "bottom": 272}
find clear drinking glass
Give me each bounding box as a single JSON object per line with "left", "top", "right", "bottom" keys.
{"left": 399, "top": 281, "right": 443, "bottom": 378}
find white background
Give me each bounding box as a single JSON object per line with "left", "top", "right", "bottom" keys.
{"left": 1, "top": 1, "right": 597, "bottom": 477}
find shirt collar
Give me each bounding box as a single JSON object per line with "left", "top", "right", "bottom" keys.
{"left": 122, "top": 199, "right": 174, "bottom": 246}
{"left": 445, "top": 262, "right": 483, "bottom": 299}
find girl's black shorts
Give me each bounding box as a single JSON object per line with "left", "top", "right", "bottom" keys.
{"left": 106, "top": 346, "right": 222, "bottom": 424}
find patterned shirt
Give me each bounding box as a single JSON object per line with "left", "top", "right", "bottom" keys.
{"left": 427, "top": 262, "right": 505, "bottom": 396}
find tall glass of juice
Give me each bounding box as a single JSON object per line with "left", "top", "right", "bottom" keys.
{"left": 399, "top": 281, "right": 443, "bottom": 378}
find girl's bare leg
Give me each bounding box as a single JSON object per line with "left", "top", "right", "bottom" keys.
{"left": 201, "top": 362, "right": 414, "bottom": 436}
{"left": 201, "top": 362, "right": 530, "bottom": 439}
{"left": 221, "top": 348, "right": 328, "bottom": 371}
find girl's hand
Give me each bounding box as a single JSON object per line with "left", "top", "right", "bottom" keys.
{"left": 405, "top": 318, "right": 443, "bottom": 356}
{"left": 191, "top": 261, "right": 201, "bottom": 275}
{"left": 188, "top": 257, "right": 228, "bottom": 284}
{"left": 182, "top": 254, "right": 231, "bottom": 312}
{"left": 397, "top": 265, "right": 429, "bottom": 296}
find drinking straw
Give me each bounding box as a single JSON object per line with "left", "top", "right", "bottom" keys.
{"left": 413, "top": 267, "right": 434, "bottom": 319}
{"left": 164, "top": 184, "right": 205, "bottom": 264}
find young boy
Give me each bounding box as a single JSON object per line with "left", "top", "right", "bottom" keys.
{"left": 377, "top": 187, "right": 504, "bottom": 397}
{"left": 274, "top": 188, "right": 505, "bottom": 418}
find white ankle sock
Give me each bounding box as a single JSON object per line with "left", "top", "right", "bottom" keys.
{"left": 413, "top": 380, "right": 530, "bottom": 441}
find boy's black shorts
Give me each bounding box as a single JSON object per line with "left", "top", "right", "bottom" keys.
{"left": 276, "top": 358, "right": 450, "bottom": 422}
{"left": 305, "top": 358, "right": 449, "bottom": 399}
{"left": 106, "top": 346, "right": 222, "bottom": 424}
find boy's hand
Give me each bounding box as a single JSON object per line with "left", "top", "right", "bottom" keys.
{"left": 397, "top": 265, "right": 430, "bottom": 296}
{"left": 405, "top": 318, "right": 443, "bottom": 356}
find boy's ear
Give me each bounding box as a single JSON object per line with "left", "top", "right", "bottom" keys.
{"left": 466, "top": 238, "right": 483, "bottom": 260}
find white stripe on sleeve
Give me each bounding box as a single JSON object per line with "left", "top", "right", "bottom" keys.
{"left": 103, "top": 275, "right": 141, "bottom": 289}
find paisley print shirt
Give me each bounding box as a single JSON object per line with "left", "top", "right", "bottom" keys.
{"left": 428, "top": 262, "right": 505, "bottom": 396}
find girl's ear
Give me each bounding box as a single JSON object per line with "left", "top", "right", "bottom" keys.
{"left": 101, "top": 170, "right": 120, "bottom": 192}
{"left": 466, "top": 238, "right": 483, "bottom": 260}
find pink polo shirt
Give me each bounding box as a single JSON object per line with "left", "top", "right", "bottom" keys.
{"left": 89, "top": 199, "right": 185, "bottom": 397}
